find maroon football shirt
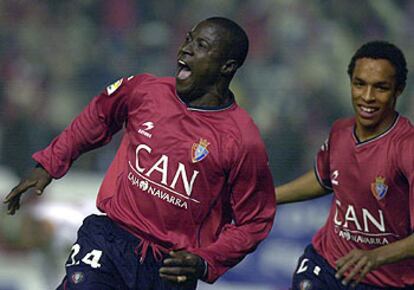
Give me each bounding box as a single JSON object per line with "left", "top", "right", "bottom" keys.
{"left": 313, "top": 115, "right": 414, "bottom": 287}
{"left": 33, "top": 74, "right": 276, "bottom": 283}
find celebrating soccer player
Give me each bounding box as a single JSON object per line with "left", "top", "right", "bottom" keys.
{"left": 4, "top": 17, "right": 276, "bottom": 290}
{"left": 276, "top": 41, "right": 414, "bottom": 289}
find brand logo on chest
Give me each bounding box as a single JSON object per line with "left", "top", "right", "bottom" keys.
{"left": 138, "top": 121, "right": 154, "bottom": 138}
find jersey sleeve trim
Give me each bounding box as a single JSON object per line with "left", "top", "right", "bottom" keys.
{"left": 314, "top": 159, "right": 332, "bottom": 191}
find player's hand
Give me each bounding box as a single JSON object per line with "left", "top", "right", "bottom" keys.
{"left": 159, "top": 250, "right": 206, "bottom": 284}
{"left": 3, "top": 165, "right": 52, "bottom": 215}
{"left": 335, "top": 248, "right": 380, "bottom": 287}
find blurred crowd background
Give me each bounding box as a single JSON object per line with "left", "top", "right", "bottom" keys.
{"left": 1, "top": 0, "right": 414, "bottom": 289}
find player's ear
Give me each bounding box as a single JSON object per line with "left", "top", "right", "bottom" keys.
{"left": 221, "top": 59, "right": 238, "bottom": 76}
{"left": 392, "top": 85, "right": 404, "bottom": 108}
{"left": 395, "top": 84, "right": 405, "bottom": 98}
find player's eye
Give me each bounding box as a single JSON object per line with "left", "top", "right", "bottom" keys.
{"left": 185, "top": 34, "right": 192, "bottom": 43}
{"left": 375, "top": 85, "right": 390, "bottom": 92}
{"left": 353, "top": 81, "right": 364, "bottom": 88}
{"left": 197, "top": 40, "right": 208, "bottom": 49}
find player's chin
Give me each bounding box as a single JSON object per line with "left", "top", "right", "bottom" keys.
{"left": 176, "top": 84, "right": 196, "bottom": 103}
{"left": 357, "top": 115, "right": 379, "bottom": 130}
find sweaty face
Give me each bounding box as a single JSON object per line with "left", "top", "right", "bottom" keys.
{"left": 176, "top": 21, "right": 229, "bottom": 103}
{"left": 351, "top": 58, "right": 401, "bottom": 140}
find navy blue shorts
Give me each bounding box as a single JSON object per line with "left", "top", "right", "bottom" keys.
{"left": 56, "top": 214, "right": 197, "bottom": 290}
{"left": 292, "top": 244, "right": 414, "bottom": 290}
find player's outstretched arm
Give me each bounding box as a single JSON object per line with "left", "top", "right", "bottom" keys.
{"left": 3, "top": 165, "right": 52, "bottom": 215}
{"left": 335, "top": 233, "right": 414, "bottom": 287}
{"left": 276, "top": 169, "right": 330, "bottom": 204}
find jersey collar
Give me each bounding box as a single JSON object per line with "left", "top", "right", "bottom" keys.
{"left": 175, "top": 91, "right": 236, "bottom": 112}
{"left": 353, "top": 113, "right": 400, "bottom": 146}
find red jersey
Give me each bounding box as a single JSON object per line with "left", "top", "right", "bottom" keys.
{"left": 313, "top": 115, "right": 414, "bottom": 287}
{"left": 33, "top": 74, "right": 276, "bottom": 283}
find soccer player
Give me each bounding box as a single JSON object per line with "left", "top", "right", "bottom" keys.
{"left": 4, "top": 17, "right": 276, "bottom": 290}
{"left": 276, "top": 41, "right": 414, "bottom": 289}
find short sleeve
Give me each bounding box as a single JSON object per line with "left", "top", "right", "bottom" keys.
{"left": 315, "top": 136, "right": 332, "bottom": 190}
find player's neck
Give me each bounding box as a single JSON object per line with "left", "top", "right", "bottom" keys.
{"left": 355, "top": 112, "right": 398, "bottom": 142}
{"left": 188, "top": 88, "right": 233, "bottom": 108}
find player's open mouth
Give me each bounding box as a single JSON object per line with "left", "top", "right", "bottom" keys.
{"left": 177, "top": 60, "right": 192, "bottom": 81}
{"left": 358, "top": 105, "right": 379, "bottom": 118}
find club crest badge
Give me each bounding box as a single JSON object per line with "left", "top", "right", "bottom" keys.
{"left": 191, "top": 138, "right": 210, "bottom": 163}
{"left": 71, "top": 271, "right": 85, "bottom": 284}
{"left": 299, "top": 279, "right": 312, "bottom": 290}
{"left": 106, "top": 78, "right": 123, "bottom": 95}
{"left": 371, "top": 176, "right": 388, "bottom": 200}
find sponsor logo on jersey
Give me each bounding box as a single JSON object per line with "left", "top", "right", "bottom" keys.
{"left": 138, "top": 121, "right": 154, "bottom": 138}
{"left": 333, "top": 199, "right": 398, "bottom": 245}
{"left": 299, "top": 279, "right": 312, "bottom": 290}
{"left": 106, "top": 78, "right": 123, "bottom": 95}
{"left": 71, "top": 272, "right": 85, "bottom": 284}
{"left": 127, "top": 143, "right": 201, "bottom": 209}
{"left": 191, "top": 138, "right": 210, "bottom": 163}
{"left": 371, "top": 176, "right": 388, "bottom": 200}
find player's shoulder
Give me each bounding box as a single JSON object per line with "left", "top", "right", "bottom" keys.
{"left": 392, "top": 115, "right": 414, "bottom": 144}
{"left": 231, "top": 106, "right": 259, "bottom": 132}
{"left": 104, "top": 74, "right": 157, "bottom": 95}
{"left": 396, "top": 114, "right": 414, "bottom": 131}
{"left": 124, "top": 73, "right": 174, "bottom": 87}
{"left": 331, "top": 117, "right": 354, "bottom": 132}
{"left": 230, "top": 106, "right": 265, "bottom": 147}
{"left": 106, "top": 74, "right": 175, "bottom": 100}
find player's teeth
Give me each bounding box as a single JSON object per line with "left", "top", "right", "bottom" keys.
{"left": 361, "top": 107, "right": 375, "bottom": 113}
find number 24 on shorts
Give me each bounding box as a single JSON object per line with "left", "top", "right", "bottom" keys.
{"left": 66, "top": 243, "right": 103, "bottom": 269}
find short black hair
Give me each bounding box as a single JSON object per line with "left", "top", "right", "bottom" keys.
{"left": 205, "top": 17, "right": 249, "bottom": 67}
{"left": 347, "top": 40, "right": 407, "bottom": 89}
